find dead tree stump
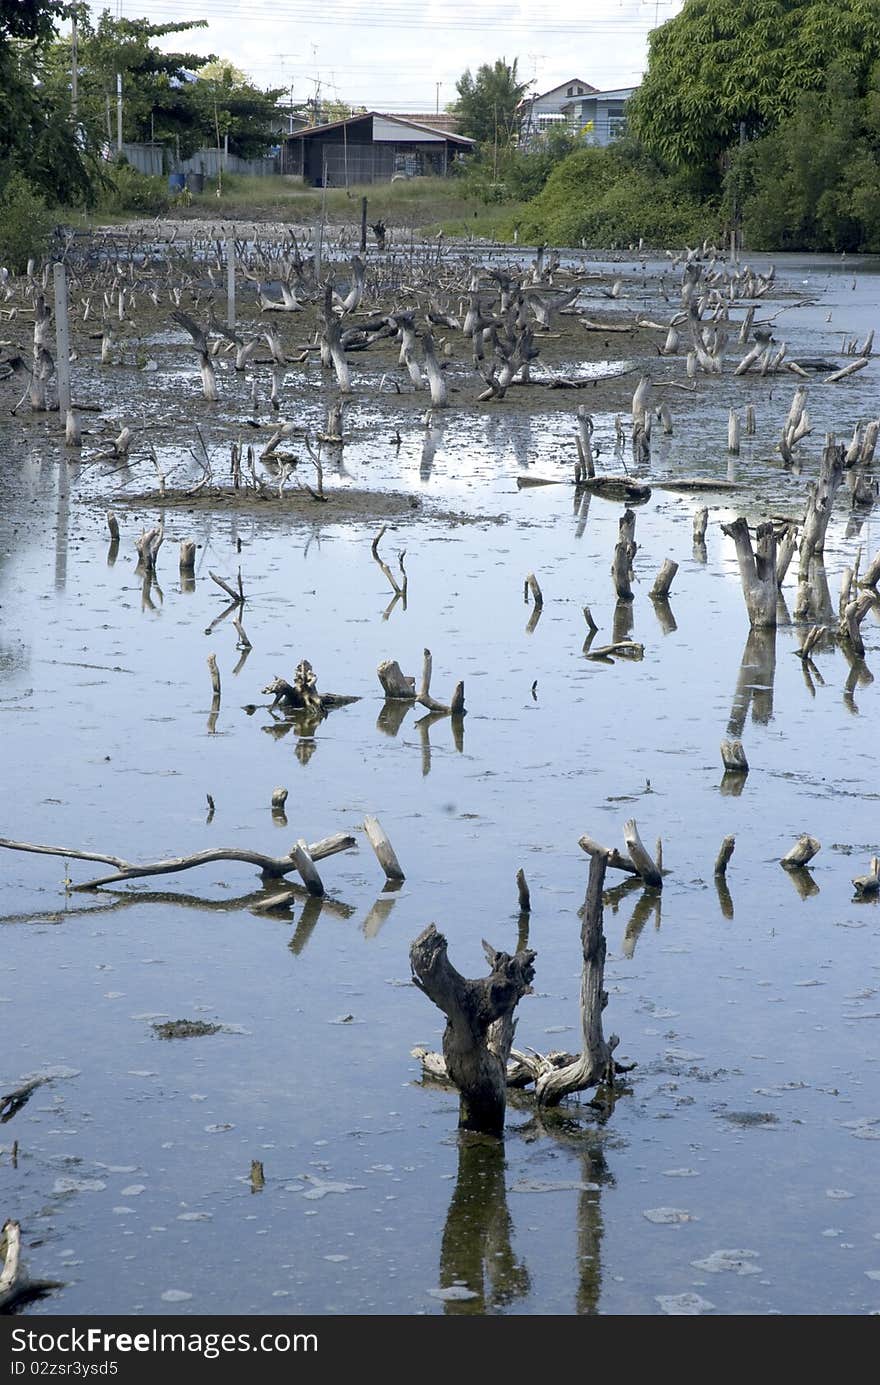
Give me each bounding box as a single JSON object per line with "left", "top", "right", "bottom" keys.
{"left": 535, "top": 852, "right": 618, "bottom": 1107}
{"left": 721, "top": 517, "right": 778, "bottom": 627}
{"left": 409, "top": 924, "right": 535, "bottom": 1136}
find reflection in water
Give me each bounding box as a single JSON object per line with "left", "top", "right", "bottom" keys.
{"left": 715, "top": 873, "right": 734, "bottom": 919}
{"left": 783, "top": 865, "right": 820, "bottom": 900}
{"left": 525, "top": 602, "right": 542, "bottom": 635}
{"left": 362, "top": 892, "right": 398, "bottom": 938}
{"left": 295, "top": 736, "right": 318, "bottom": 766}
{"left": 377, "top": 699, "right": 413, "bottom": 737}
{"left": 612, "top": 598, "right": 634, "bottom": 645}
{"left": 728, "top": 626, "right": 777, "bottom": 737}
{"left": 515, "top": 1112, "right": 613, "bottom": 1315}
{"left": 842, "top": 649, "right": 873, "bottom": 715}
{"left": 437, "top": 1133, "right": 529, "bottom": 1314}
{"left": 54, "top": 459, "right": 71, "bottom": 591}
{"left": 602, "top": 876, "right": 659, "bottom": 958}
{"left": 415, "top": 710, "right": 464, "bottom": 775}
{"left": 420, "top": 420, "right": 443, "bottom": 480}
{"left": 796, "top": 556, "right": 835, "bottom": 623}
{"left": 622, "top": 887, "right": 661, "bottom": 959}
{"left": 650, "top": 595, "right": 677, "bottom": 634}
{"left": 574, "top": 485, "right": 591, "bottom": 540}
{"left": 107, "top": 537, "right": 120, "bottom": 567}
{"left": 719, "top": 769, "right": 748, "bottom": 797}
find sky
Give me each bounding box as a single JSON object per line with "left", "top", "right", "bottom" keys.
{"left": 85, "top": 0, "right": 685, "bottom": 113}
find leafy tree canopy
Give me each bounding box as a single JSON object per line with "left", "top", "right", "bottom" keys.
{"left": 454, "top": 57, "right": 530, "bottom": 146}
{"left": 629, "top": 0, "right": 880, "bottom": 172}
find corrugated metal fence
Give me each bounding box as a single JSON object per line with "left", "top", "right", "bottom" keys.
{"left": 119, "top": 143, "right": 279, "bottom": 178}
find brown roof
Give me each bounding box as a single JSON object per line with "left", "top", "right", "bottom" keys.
{"left": 385, "top": 112, "right": 462, "bottom": 134}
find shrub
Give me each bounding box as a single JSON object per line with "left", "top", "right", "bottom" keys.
{"left": 517, "top": 145, "right": 719, "bottom": 249}
{"left": 97, "top": 161, "right": 171, "bottom": 215}
{"left": 0, "top": 172, "right": 56, "bottom": 272}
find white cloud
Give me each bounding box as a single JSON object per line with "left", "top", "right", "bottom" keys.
{"left": 86, "top": 0, "right": 683, "bottom": 112}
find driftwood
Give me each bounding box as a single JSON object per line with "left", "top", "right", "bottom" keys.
{"left": 371, "top": 526, "right": 407, "bottom": 600}
{"left": 1, "top": 1075, "right": 52, "bottom": 1123}
{"left": 409, "top": 924, "right": 536, "bottom": 1135}
{"left": 524, "top": 572, "right": 543, "bottom": 608}
{"left": 417, "top": 648, "right": 464, "bottom": 717}
{"left": 721, "top": 518, "right": 779, "bottom": 627}
{"left": 838, "top": 590, "right": 876, "bottom": 658}
{"left": 535, "top": 852, "right": 619, "bottom": 1106}
{"left": 720, "top": 739, "right": 749, "bottom": 774}
{"left": 377, "top": 659, "right": 416, "bottom": 700}
{"left": 363, "top": 815, "right": 405, "bottom": 882}
{"left": 780, "top": 835, "right": 821, "bottom": 869}
{"left": 611, "top": 508, "right": 637, "bottom": 601}
{"left": 654, "top": 479, "right": 739, "bottom": 492}
{"left": 650, "top": 558, "right": 678, "bottom": 600}
{"left": 584, "top": 639, "right": 644, "bottom": 662}
{"left": 263, "top": 659, "right": 360, "bottom": 716}
{"left": 0, "top": 1220, "right": 61, "bottom": 1312}
{"left": 714, "top": 835, "right": 736, "bottom": 877}
{"left": 579, "top": 820, "right": 662, "bottom": 889}
{"left": 852, "top": 857, "right": 880, "bottom": 898}
{"left": 0, "top": 832, "right": 356, "bottom": 891}
{"left": 515, "top": 867, "right": 530, "bottom": 912}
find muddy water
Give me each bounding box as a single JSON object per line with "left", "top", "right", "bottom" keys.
{"left": 1, "top": 249, "right": 879, "bottom": 1317}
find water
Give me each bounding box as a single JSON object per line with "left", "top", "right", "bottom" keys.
{"left": 1, "top": 249, "right": 879, "bottom": 1317}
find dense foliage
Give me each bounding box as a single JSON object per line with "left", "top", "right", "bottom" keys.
{"left": 727, "top": 62, "right": 880, "bottom": 251}
{"left": 515, "top": 141, "right": 718, "bottom": 248}
{"left": 629, "top": 0, "right": 880, "bottom": 176}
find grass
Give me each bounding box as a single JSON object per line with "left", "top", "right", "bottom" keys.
{"left": 117, "top": 172, "right": 524, "bottom": 241}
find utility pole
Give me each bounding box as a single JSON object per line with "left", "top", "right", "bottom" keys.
{"left": 435, "top": 81, "right": 441, "bottom": 114}
{"left": 70, "top": 13, "right": 78, "bottom": 123}
{"left": 116, "top": 72, "right": 123, "bottom": 155}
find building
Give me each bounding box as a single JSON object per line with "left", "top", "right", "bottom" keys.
{"left": 518, "top": 78, "right": 598, "bottom": 143}
{"left": 561, "top": 87, "right": 637, "bottom": 146}
{"left": 518, "top": 77, "right": 636, "bottom": 147}
{"left": 280, "top": 112, "right": 475, "bottom": 186}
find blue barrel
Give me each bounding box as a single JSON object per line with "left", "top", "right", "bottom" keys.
{"left": 168, "top": 172, "right": 186, "bottom": 193}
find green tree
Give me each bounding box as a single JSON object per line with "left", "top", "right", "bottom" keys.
{"left": 729, "top": 60, "right": 880, "bottom": 250}
{"left": 629, "top": 0, "right": 880, "bottom": 175}
{"left": 454, "top": 58, "right": 530, "bottom": 146}
{"left": 51, "top": 12, "right": 215, "bottom": 161}
{"left": 191, "top": 61, "right": 286, "bottom": 158}
{"left": 0, "top": 0, "right": 95, "bottom": 204}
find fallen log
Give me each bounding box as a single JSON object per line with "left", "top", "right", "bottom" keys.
{"left": 0, "top": 1220, "right": 63, "bottom": 1312}
{"left": 654, "top": 478, "right": 740, "bottom": 492}
{"left": 0, "top": 833, "right": 356, "bottom": 891}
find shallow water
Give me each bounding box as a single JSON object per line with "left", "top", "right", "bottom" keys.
{"left": 1, "top": 249, "right": 879, "bottom": 1317}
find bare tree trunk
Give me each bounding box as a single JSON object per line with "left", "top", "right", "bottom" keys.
{"left": 535, "top": 853, "right": 617, "bottom": 1106}
{"left": 721, "top": 517, "right": 778, "bottom": 627}
{"left": 409, "top": 924, "right": 536, "bottom": 1135}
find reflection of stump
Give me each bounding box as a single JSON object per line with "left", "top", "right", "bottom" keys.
{"left": 438, "top": 1134, "right": 530, "bottom": 1313}
{"left": 410, "top": 925, "right": 535, "bottom": 1135}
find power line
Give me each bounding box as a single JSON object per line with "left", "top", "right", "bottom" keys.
{"left": 106, "top": 0, "right": 672, "bottom": 36}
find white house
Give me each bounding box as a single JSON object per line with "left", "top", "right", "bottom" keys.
{"left": 518, "top": 78, "right": 598, "bottom": 144}
{"left": 562, "top": 87, "right": 637, "bottom": 145}
{"left": 518, "top": 77, "right": 637, "bottom": 147}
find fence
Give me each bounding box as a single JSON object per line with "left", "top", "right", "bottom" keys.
{"left": 118, "top": 143, "right": 279, "bottom": 179}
